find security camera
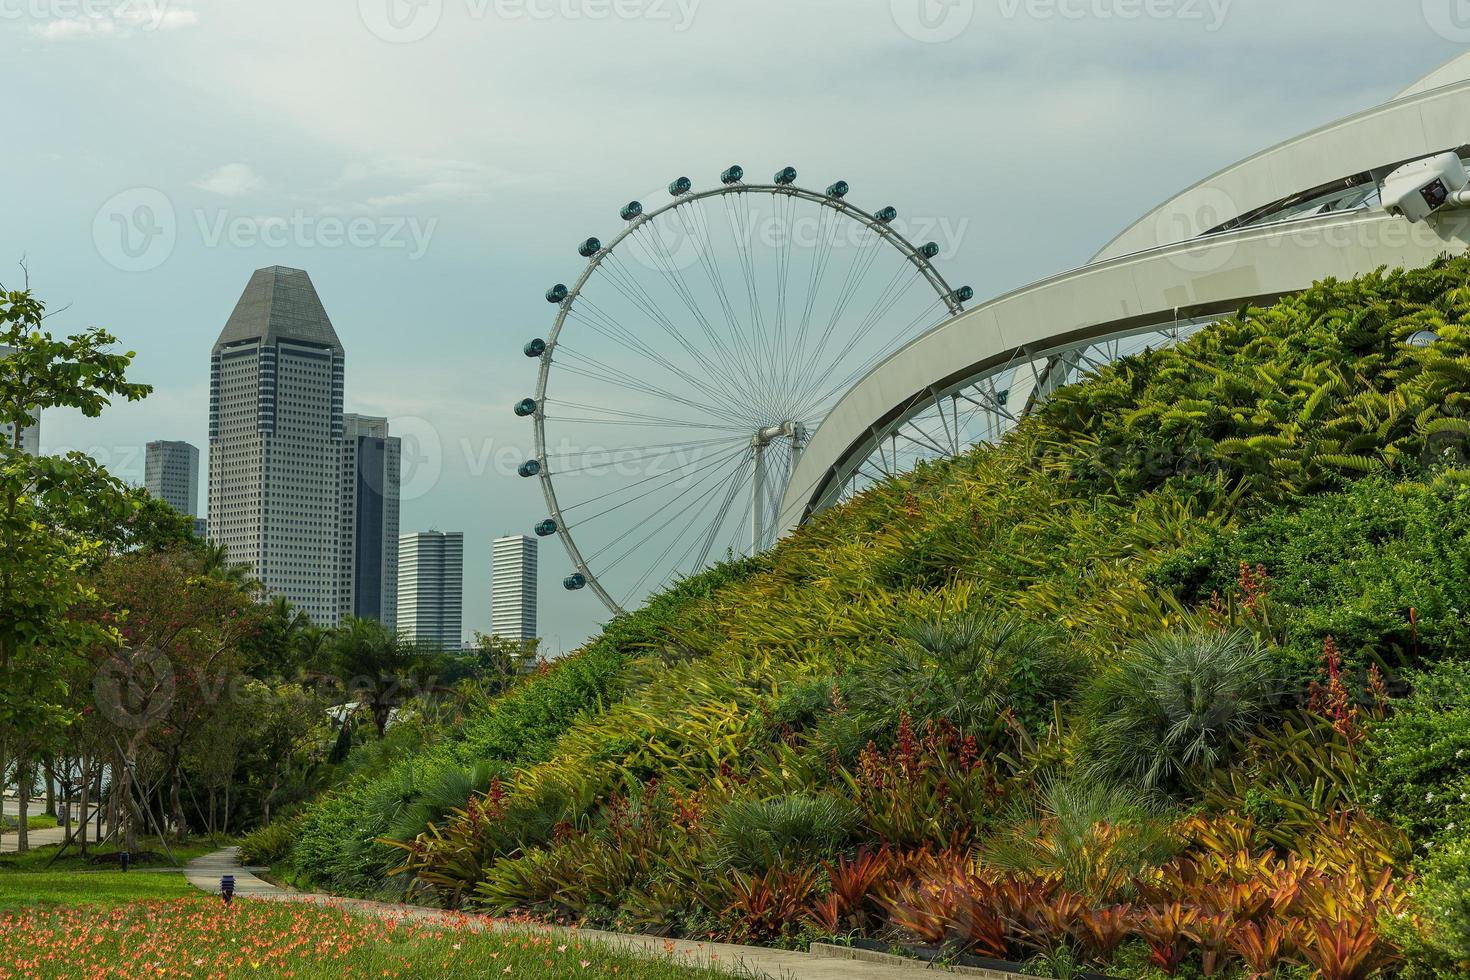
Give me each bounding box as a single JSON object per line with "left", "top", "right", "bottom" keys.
{"left": 1380, "top": 152, "right": 1470, "bottom": 223}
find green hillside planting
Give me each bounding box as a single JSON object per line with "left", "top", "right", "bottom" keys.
{"left": 261, "top": 255, "right": 1470, "bottom": 978}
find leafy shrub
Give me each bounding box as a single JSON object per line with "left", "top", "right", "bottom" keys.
{"left": 1400, "top": 833, "right": 1470, "bottom": 977}
{"left": 1366, "top": 661, "right": 1470, "bottom": 843}
{"left": 1083, "top": 629, "right": 1281, "bottom": 794}
{"left": 1201, "top": 711, "right": 1368, "bottom": 848}
{"left": 709, "top": 793, "right": 857, "bottom": 875}
{"left": 1156, "top": 478, "right": 1470, "bottom": 679}
{"left": 284, "top": 555, "right": 763, "bottom": 892}
{"left": 238, "top": 813, "right": 305, "bottom": 866}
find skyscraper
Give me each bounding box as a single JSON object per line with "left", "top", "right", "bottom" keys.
{"left": 144, "top": 440, "right": 200, "bottom": 520}
{"left": 209, "top": 266, "right": 345, "bottom": 626}
{"left": 340, "top": 414, "right": 400, "bottom": 628}
{"left": 491, "top": 534, "right": 538, "bottom": 642}
{"left": 0, "top": 345, "right": 40, "bottom": 456}
{"left": 397, "top": 531, "right": 463, "bottom": 649}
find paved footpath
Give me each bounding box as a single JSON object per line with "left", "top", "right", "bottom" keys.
{"left": 185, "top": 848, "right": 1038, "bottom": 980}
{"left": 0, "top": 820, "right": 82, "bottom": 854}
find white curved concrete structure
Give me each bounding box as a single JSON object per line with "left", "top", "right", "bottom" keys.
{"left": 777, "top": 56, "right": 1470, "bottom": 533}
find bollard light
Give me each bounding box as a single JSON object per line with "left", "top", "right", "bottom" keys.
{"left": 220, "top": 874, "right": 236, "bottom": 905}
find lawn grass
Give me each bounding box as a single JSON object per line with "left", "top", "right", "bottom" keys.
{"left": 0, "top": 835, "right": 226, "bottom": 873}
{"left": 0, "top": 813, "right": 59, "bottom": 833}
{"left": 0, "top": 869, "right": 198, "bottom": 910}
{"left": 0, "top": 898, "right": 750, "bottom": 979}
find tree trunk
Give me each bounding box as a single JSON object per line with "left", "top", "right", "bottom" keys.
{"left": 76, "top": 765, "right": 90, "bottom": 853}
{"left": 96, "top": 770, "right": 106, "bottom": 843}
{"left": 43, "top": 758, "right": 56, "bottom": 818}
{"left": 16, "top": 757, "right": 30, "bottom": 852}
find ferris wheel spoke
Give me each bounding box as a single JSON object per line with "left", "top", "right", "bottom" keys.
{"left": 596, "top": 253, "right": 756, "bottom": 404}
{"left": 543, "top": 394, "right": 743, "bottom": 432}
{"left": 565, "top": 299, "right": 754, "bottom": 417}
{"left": 676, "top": 202, "right": 750, "bottom": 372}
{"left": 790, "top": 298, "right": 950, "bottom": 420}
{"left": 796, "top": 261, "right": 921, "bottom": 410}
{"left": 626, "top": 224, "right": 762, "bottom": 400}
{"left": 590, "top": 445, "right": 752, "bottom": 571}
{"left": 623, "top": 453, "right": 751, "bottom": 604}
{"left": 544, "top": 434, "right": 739, "bottom": 466}
{"left": 566, "top": 439, "right": 752, "bottom": 524}
{"left": 788, "top": 226, "right": 887, "bottom": 402}
{"left": 784, "top": 203, "right": 837, "bottom": 401}
{"left": 550, "top": 352, "right": 758, "bottom": 427}
{"left": 723, "top": 196, "right": 782, "bottom": 410}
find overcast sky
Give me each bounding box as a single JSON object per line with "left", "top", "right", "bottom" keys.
{"left": 3, "top": 0, "right": 1466, "bottom": 649}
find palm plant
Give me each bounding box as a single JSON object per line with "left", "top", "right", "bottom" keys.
{"left": 709, "top": 792, "right": 858, "bottom": 875}
{"left": 839, "top": 609, "right": 1079, "bottom": 749}
{"left": 1082, "top": 628, "right": 1280, "bottom": 794}
{"left": 987, "top": 775, "right": 1175, "bottom": 900}
{"left": 331, "top": 617, "right": 432, "bottom": 737}
{"left": 200, "top": 539, "right": 258, "bottom": 591}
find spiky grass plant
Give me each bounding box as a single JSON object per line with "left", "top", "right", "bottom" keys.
{"left": 1082, "top": 628, "right": 1280, "bottom": 794}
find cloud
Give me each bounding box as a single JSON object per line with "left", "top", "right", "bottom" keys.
{"left": 30, "top": 2, "right": 198, "bottom": 39}
{"left": 333, "top": 158, "right": 529, "bottom": 212}
{"left": 33, "top": 17, "right": 117, "bottom": 39}
{"left": 194, "top": 163, "right": 264, "bottom": 197}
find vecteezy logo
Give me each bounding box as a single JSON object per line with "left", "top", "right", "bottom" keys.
{"left": 1151, "top": 185, "right": 1240, "bottom": 275}
{"left": 391, "top": 415, "right": 444, "bottom": 501}
{"left": 92, "top": 647, "right": 175, "bottom": 731}
{"left": 623, "top": 186, "right": 706, "bottom": 273}
{"left": 359, "top": 0, "right": 443, "bottom": 43}
{"left": 1423, "top": 0, "right": 1470, "bottom": 42}
{"left": 890, "top": 0, "right": 974, "bottom": 43}
{"left": 93, "top": 188, "right": 176, "bottom": 273}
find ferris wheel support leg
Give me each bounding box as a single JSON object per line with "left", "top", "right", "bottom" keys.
{"left": 751, "top": 440, "right": 768, "bottom": 554}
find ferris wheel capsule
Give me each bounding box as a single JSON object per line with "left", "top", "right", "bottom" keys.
{"left": 953, "top": 286, "right": 974, "bottom": 303}
{"left": 621, "top": 201, "right": 644, "bottom": 221}
{"left": 773, "top": 166, "right": 797, "bottom": 185}
{"left": 534, "top": 518, "right": 558, "bottom": 537}
{"left": 518, "top": 459, "right": 541, "bottom": 478}
{"left": 668, "top": 176, "right": 692, "bottom": 196}
{"left": 826, "top": 180, "right": 849, "bottom": 199}
{"left": 563, "top": 572, "right": 587, "bottom": 590}
{"left": 918, "top": 241, "right": 940, "bottom": 259}
{"left": 720, "top": 165, "right": 744, "bottom": 185}
{"left": 875, "top": 206, "right": 898, "bottom": 224}
{"left": 524, "top": 338, "right": 547, "bottom": 358}
{"left": 545, "top": 284, "right": 568, "bottom": 304}
{"left": 514, "top": 398, "right": 537, "bottom": 417}
{"left": 578, "top": 237, "right": 602, "bottom": 257}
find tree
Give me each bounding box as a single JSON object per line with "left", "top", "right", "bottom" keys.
{"left": 0, "top": 283, "right": 149, "bottom": 848}
{"left": 330, "top": 618, "right": 432, "bottom": 738}
{"left": 89, "top": 548, "right": 256, "bottom": 845}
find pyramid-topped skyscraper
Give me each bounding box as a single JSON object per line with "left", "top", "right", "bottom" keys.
{"left": 209, "top": 267, "right": 348, "bottom": 625}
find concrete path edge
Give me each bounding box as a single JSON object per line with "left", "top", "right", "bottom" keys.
{"left": 184, "top": 848, "right": 1051, "bottom": 980}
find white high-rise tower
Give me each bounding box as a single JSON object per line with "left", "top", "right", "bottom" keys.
{"left": 491, "top": 534, "right": 538, "bottom": 642}
{"left": 209, "top": 267, "right": 345, "bottom": 625}
{"left": 145, "top": 440, "right": 199, "bottom": 519}
{"left": 397, "top": 531, "right": 464, "bottom": 649}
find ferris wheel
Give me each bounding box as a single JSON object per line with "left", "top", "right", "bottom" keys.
{"left": 518, "top": 166, "right": 970, "bottom": 615}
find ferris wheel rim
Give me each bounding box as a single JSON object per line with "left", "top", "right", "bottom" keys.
{"left": 530, "top": 179, "right": 968, "bottom": 616}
